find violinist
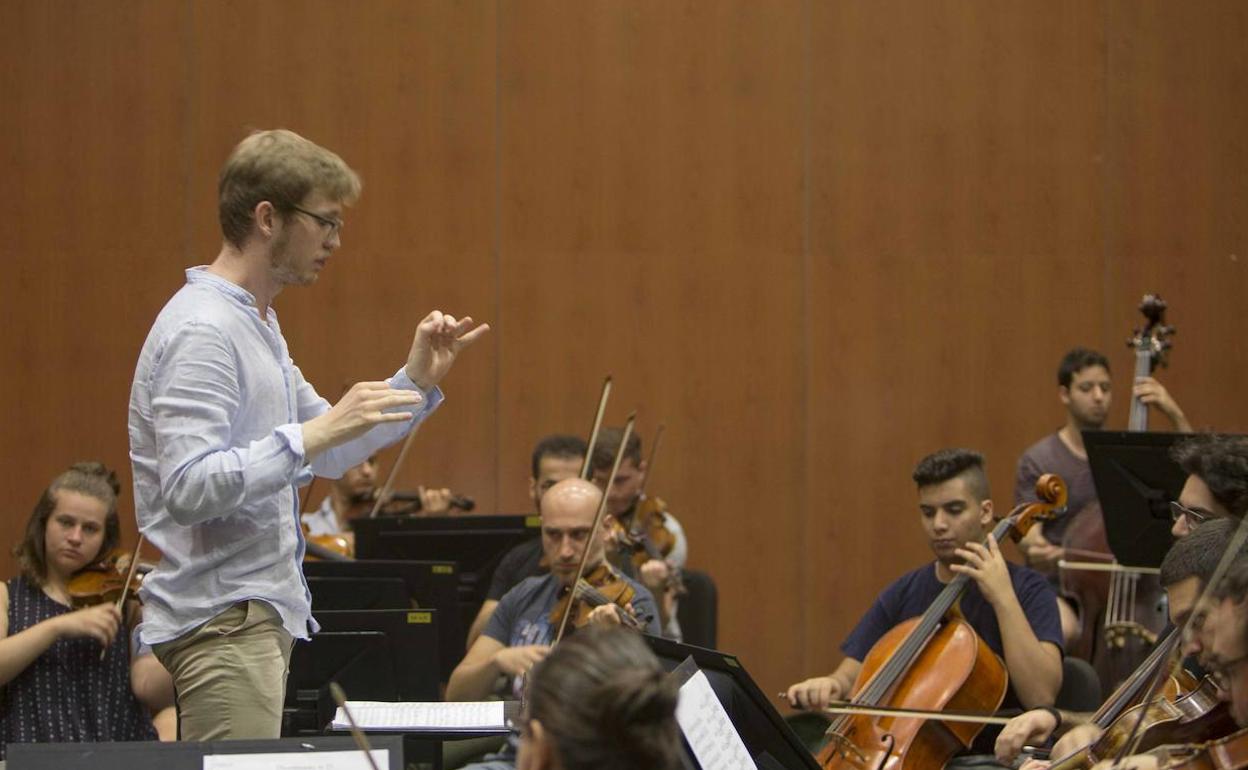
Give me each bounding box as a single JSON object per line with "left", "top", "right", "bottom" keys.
{"left": 995, "top": 517, "right": 1244, "bottom": 765}
{"left": 512, "top": 625, "right": 685, "bottom": 770}
{"left": 0, "top": 462, "right": 171, "bottom": 760}
{"left": 1168, "top": 435, "right": 1248, "bottom": 539}
{"left": 785, "top": 448, "right": 1064, "bottom": 751}
{"left": 589, "top": 427, "right": 687, "bottom": 640}
{"left": 301, "top": 453, "right": 458, "bottom": 537}
{"left": 1078, "top": 532, "right": 1248, "bottom": 770}
{"left": 1015, "top": 348, "right": 1191, "bottom": 641}
{"left": 129, "top": 128, "right": 488, "bottom": 741}
{"left": 466, "top": 434, "right": 588, "bottom": 649}
{"left": 448, "top": 479, "right": 660, "bottom": 769}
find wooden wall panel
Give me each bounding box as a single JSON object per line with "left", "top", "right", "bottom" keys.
{"left": 1103, "top": 0, "right": 1248, "bottom": 433}
{"left": 180, "top": 0, "right": 500, "bottom": 509}
{"left": 496, "top": 0, "right": 808, "bottom": 695}
{"left": 806, "top": 0, "right": 1108, "bottom": 679}
{"left": 0, "top": 0, "right": 190, "bottom": 551}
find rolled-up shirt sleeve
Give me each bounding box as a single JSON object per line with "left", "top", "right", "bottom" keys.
{"left": 152, "top": 323, "right": 305, "bottom": 525}
{"left": 295, "top": 365, "right": 443, "bottom": 480}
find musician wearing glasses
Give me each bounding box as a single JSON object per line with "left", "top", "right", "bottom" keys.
{"left": 1168, "top": 434, "right": 1248, "bottom": 538}
{"left": 129, "top": 129, "right": 487, "bottom": 741}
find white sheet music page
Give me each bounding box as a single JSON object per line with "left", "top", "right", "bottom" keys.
{"left": 675, "top": 669, "right": 758, "bottom": 770}
{"left": 330, "top": 701, "right": 506, "bottom": 731}
{"left": 203, "top": 749, "right": 388, "bottom": 770}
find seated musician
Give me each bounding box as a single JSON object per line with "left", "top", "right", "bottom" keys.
{"left": 466, "top": 434, "right": 587, "bottom": 649}
{"left": 1078, "top": 528, "right": 1248, "bottom": 770}
{"left": 995, "top": 517, "right": 1242, "bottom": 764}
{"left": 0, "top": 463, "right": 174, "bottom": 759}
{"left": 785, "top": 448, "right": 1064, "bottom": 752}
{"left": 301, "top": 453, "right": 459, "bottom": 537}
{"left": 1168, "top": 434, "right": 1248, "bottom": 538}
{"left": 590, "top": 427, "right": 688, "bottom": 640}
{"left": 1015, "top": 348, "right": 1191, "bottom": 643}
{"left": 447, "top": 479, "right": 660, "bottom": 770}
{"left": 514, "top": 625, "right": 686, "bottom": 770}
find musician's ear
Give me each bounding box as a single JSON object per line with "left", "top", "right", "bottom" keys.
{"left": 979, "top": 498, "right": 994, "bottom": 526}
{"left": 518, "top": 719, "right": 555, "bottom": 770}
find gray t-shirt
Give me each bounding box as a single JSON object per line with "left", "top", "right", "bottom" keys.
{"left": 1014, "top": 432, "right": 1099, "bottom": 544}
{"left": 483, "top": 571, "right": 662, "bottom": 648}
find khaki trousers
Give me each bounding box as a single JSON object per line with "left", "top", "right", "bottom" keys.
{"left": 153, "top": 600, "right": 293, "bottom": 741}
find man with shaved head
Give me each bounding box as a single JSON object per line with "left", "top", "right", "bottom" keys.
{"left": 447, "top": 479, "right": 661, "bottom": 703}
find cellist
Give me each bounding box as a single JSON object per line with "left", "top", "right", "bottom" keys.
{"left": 785, "top": 448, "right": 1064, "bottom": 752}
{"left": 995, "top": 517, "right": 1243, "bottom": 765}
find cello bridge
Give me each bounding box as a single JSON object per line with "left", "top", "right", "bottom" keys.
{"left": 825, "top": 731, "right": 870, "bottom": 764}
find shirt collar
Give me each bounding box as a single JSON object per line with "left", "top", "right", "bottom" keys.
{"left": 185, "top": 267, "right": 275, "bottom": 323}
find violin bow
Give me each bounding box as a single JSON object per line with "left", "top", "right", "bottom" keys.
{"left": 367, "top": 417, "right": 424, "bottom": 520}
{"left": 554, "top": 412, "right": 636, "bottom": 645}
{"left": 329, "top": 682, "right": 383, "bottom": 770}
{"left": 1113, "top": 512, "right": 1248, "bottom": 765}
{"left": 635, "top": 422, "right": 665, "bottom": 502}
{"left": 580, "top": 376, "right": 613, "bottom": 481}
{"left": 102, "top": 534, "right": 146, "bottom": 661}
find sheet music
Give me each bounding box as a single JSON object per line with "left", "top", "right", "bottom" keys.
{"left": 330, "top": 700, "right": 507, "bottom": 732}
{"left": 675, "top": 670, "right": 758, "bottom": 770}
{"left": 203, "top": 749, "right": 388, "bottom": 770}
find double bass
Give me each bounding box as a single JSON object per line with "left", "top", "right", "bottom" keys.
{"left": 817, "top": 474, "right": 1066, "bottom": 770}
{"left": 1061, "top": 295, "right": 1177, "bottom": 692}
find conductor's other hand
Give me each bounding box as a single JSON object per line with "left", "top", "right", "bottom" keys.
{"left": 405, "top": 311, "right": 490, "bottom": 392}
{"left": 302, "top": 381, "right": 425, "bottom": 458}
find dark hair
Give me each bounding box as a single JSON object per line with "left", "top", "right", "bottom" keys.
{"left": 1171, "top": 434, "right": 1248, "bottom": 519}
{"left": 14, "top": 462, "right": 122, "bottom": 585}
{"left": 1057, "top": 347, "right": 1111, "bottom": 388}
{"left": 1160, "top": 518, "right": 1240, "bottom": 588}
{"left": 590, "top": 427, "right": 643, "bottom": 474}
{"left": 531, "top": 434, "right": 589, "bottom": 479}
{"left": 912, "top": 448, "right": 990, "bottom": 502}
{"left": 525, "top": 626, "right": 684, "bottom": 770}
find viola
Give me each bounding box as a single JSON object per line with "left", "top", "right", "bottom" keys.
{"left": 1061, "top": 294, "right": 1177, "bottom": 692}
{"left": 816, "top": 474, "right": 1067, "bottom": 770}
{"left": 547, "top": 563, "right": 650, "bottom": 633}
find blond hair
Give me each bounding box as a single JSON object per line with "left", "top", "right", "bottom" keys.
{"left": 218, "top": 129, "right": 362, "bottom": 248}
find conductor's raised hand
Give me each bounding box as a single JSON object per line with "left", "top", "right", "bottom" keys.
{"left": 405, "top": 311, "right": 490, "bottom": 391}
{"left": 302, "top": 381, "right": 425, "bottom": 459}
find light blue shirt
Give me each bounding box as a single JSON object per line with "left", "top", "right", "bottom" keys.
{"left": 130, "top": 268, "right": 442, "bottom": 645}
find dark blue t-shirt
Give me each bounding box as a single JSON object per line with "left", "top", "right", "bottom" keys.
{"left": 841, "top": 561, "right": 1064, "bottom": 712}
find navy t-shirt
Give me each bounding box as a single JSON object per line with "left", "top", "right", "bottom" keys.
{"left": 841, "top": 561, "right": 1064, "bottom": 713}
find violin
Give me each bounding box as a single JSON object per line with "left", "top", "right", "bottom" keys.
{"left": 67, "top": 546, "right": 151, "bottom": 608}
{"left": 1131, "top": 726, "right": 1248, "bottom": 770}
{"left": 301, "top": 522, "right": 354, "bottom": 561}
{"left": 817, "top": 474, "right": 1067, "bottom": 770}
{"left": 547, "top": 563, "right": 650, "bottom": 633}
{"left": 612, "top": 497, "right": 678, "bottom": 565}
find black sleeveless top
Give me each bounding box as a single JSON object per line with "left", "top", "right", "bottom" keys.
{"left": 0, "top": 576, "right": 157, "bottom": 758}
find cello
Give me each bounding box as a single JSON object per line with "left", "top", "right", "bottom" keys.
{"left": 817, "top": 474, "right": 1067, "bottom": 770}
{"left": 1061, "top": 295, "right": 1177, "bottom": 692}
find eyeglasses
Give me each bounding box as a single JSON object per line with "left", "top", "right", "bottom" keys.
{"left": 289, "top": 205, "right": 343, "bottom": 235}
{"left": 1170, "top": 500, "right": 1215, "bottom": 528}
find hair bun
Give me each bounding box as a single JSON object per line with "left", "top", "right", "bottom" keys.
{"left": 596, "top": 667, "right": 678, "bottom": 729}
{"left": 68, "top": 461, "right": 121, "bottom": 497}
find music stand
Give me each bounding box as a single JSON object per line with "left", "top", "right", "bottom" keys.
{"left": 284, "top": 630, "right": 393, "bottom": 736}
{"left": 303, "top": 559, "right": 462, "bottom": 680}
{"left": 1083, "top": 430, "right": 1191, "bottom": 568}
{"left": 645, "top": 634, "right": 821, "bottom": 770}
{"left": 308, "top": 576, "right": 411, "bottom": 611}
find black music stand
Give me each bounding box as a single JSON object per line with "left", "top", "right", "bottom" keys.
{"left": 1083, "top": 430, "right": 1191, "bottom": 568}
{"left": 645, "top": 635, "right": 821, "bottom": 770}
{"left": 8, "top": 736, "right": 405, "bottom": 770}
